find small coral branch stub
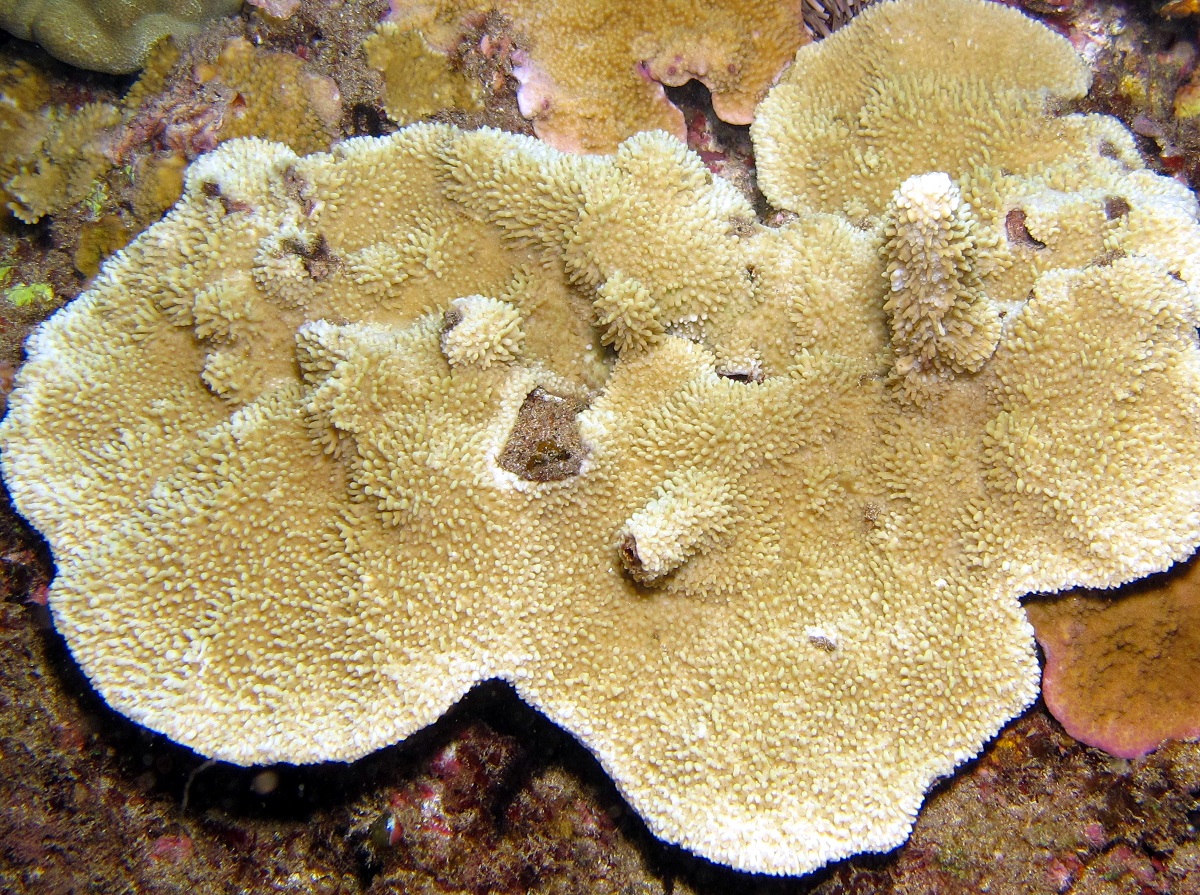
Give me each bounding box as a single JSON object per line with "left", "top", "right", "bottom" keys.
{"left": 440, "top": 296, "right": 525, "bottom": 369}
{"left": 883, "top": 172, "right": 1001, "bottom": 395}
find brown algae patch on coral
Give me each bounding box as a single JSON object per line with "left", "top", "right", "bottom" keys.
{"left": 5, "top": 0, "right": 1200, "bottom": 878}
{"left": 387, "top": 0, "right": 808, "bottom": 152}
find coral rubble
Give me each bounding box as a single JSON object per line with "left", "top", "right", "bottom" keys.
{"left": 4, "top": 0, "right": 1200, "bottom": 878}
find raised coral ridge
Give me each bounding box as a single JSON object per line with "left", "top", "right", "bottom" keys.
{"left": 4, "top": 0, "right": 1200, "bottom": 879}
{"left": 883, "top": 172, "right": 1001, "bottom": 396}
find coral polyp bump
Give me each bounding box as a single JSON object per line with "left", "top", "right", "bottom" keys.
{"left": 4, "top": 0, "right": 1200, "bottom": 877}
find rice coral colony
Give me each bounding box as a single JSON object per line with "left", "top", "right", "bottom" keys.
{"left": 0, "top": 0, "right": 240, "bottom": 73}
{"left": 385, "top": 0, "right": 808, "bottom": 151}
{"left": 4, "top": 0, "right": 1200, "bottom": 878}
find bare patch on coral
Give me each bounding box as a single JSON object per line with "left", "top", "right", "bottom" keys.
{"left": 497, "top": 387, "right": 586, "bottom": 482}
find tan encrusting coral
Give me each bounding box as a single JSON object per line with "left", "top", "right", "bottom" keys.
{"left": 0, "top": 55, "right": 130, "bottom": 224}
{"left": 202, "top": 38, "right": 343, "bottom": 157}
{"left": 5, "top": 0, "right": 1200, "bottom": 877}
{"left": 1028, "top": 560, "right": 1200, "bottom": 760}
{"left": 0, "top": 0, "right": 241, "bottom": 74}
{"left": 3, "top": 100, "right": 120, "bottom": 224}
{"left": 1, "top": 41, "right": 182, "bottom": 224}
{"left": 387, "top": 0, "right": 808, "bottom": 152}
{"left": 365, "top": 22, "right": 484, "bottom": 126}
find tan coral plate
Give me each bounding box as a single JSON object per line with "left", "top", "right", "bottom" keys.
{"left": 5, "top": 0, "right": 1200, "bottom": 877}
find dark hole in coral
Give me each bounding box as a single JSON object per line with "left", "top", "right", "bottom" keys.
{"left": 662, "top": 80, "right": 753, "bottom": 161}
{"left": 617, "top": 532, "right": 665, "bottom": 587}
{"left": 730, "top": 217, "right": 756, "bottom": 238}
{"left": 808, "top": 633, "right": 838, "bottom": 652}
{"left": 803, "top": 0, "right": 876, "bottom": 38}
{"left": 283, "top": 232, "right": 339, "bottom": 280}
{"left": 717, "top": 364, "right": 764, "bottom": 383}
{"left": 199, "top": 180, "right": 252, "bottom": 214}
{"left": 1092, "top": 249, "right": 1126, "bottom": 268}
{"left": 1104, "top": 196, "right": 1131, "bottom": 220}
{"left": 351, "top": 103, "right": 387, "bottom": 138}
{"left": 497, "top": 387, "right": 585, "bottom": 482}
{"left": 1098, "top": 140, "right": 1122, "bottom": 161}
{"left": 1005, "top": 209, "right": 1046, "bottom": 249}
{"left": 282, "top": 164, "right": 311, "bottom": 206}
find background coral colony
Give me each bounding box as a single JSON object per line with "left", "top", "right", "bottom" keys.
{"left": 2, "top": 0, "right": 1200, "bottom": 891}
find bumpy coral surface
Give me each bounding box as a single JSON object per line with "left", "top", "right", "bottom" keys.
{"left": 0, "top": 0, "right": 241, "bottom": 73}
{"left": 365, "top": 22, "right": 484, "bottom": 125}
{"left": 387, "top": 0, "right": 808, "bottom": 152}
{"left": 5, "top": 0, "right": 1200, "bottom": 877}
{"left": 4, "top": 101, "right": 120, "bottom": 223}
{"left": 2, "top": 41, "right": 185, "bottom": 226}
{"left": 0, "top": 59, "right": 133, "bottom": 224}
{"left": 1028, "top": 557, "right": 1200, "bottom": 760}
{"left": 202, "top": 37, "right": 343, "bottom": 156}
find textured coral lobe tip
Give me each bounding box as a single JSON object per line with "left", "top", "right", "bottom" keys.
{"left": 617, "top": 532, "right": 659, "bottom": 585}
